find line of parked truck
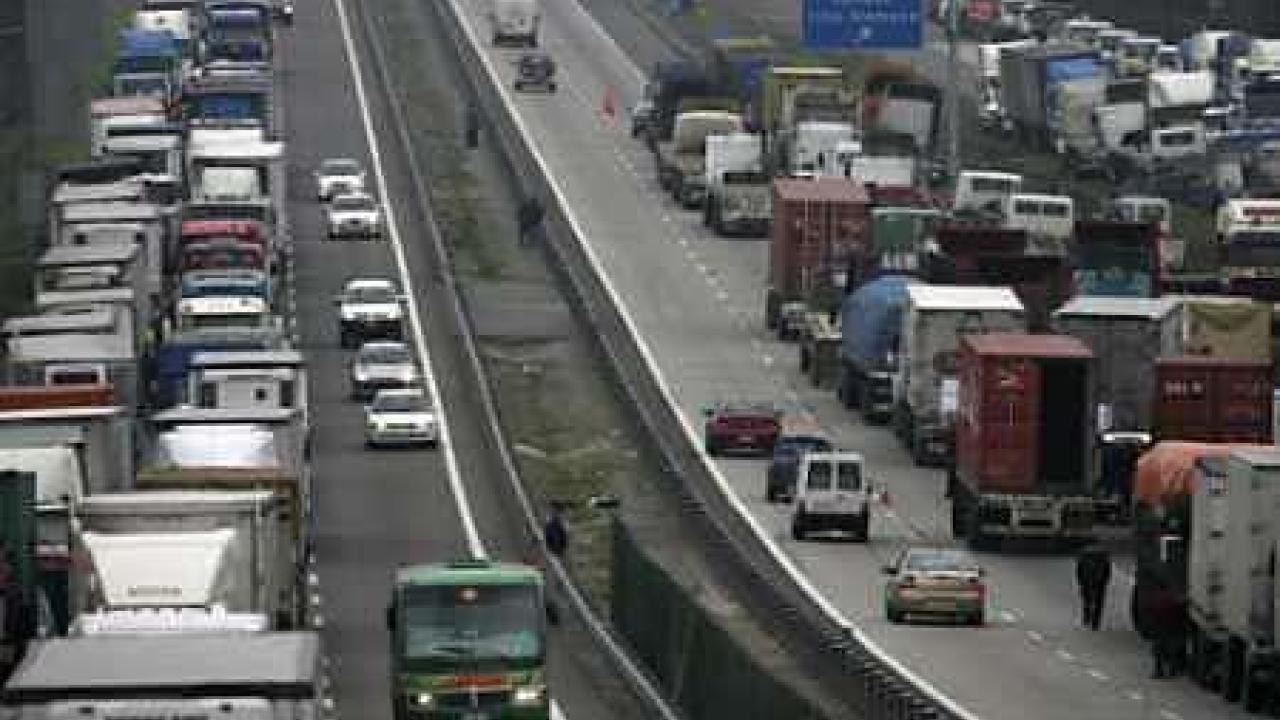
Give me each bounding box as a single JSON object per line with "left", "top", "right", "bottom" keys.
{"left": 0, "top": 3, "right": 339, "bottom": 719}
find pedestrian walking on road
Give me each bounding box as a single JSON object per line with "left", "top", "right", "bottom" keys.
{"left": 1076, "top": 544, "right": 1112, "bottom": 631}
{"left": 1148, "top": 586, "right": 1187, "bottom": 678}
{"left": 543, "top": 502, "right": 569, "bottom": 558}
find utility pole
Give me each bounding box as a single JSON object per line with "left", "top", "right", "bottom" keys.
{"left": 946, "top": 0, "right": 962, "bottom": 184}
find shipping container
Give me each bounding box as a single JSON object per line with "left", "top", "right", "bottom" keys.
{"left": 765, "top": 178, "right": 871, "bottom": 326}
{"left": 0, "top": 385, "right": 116, "bottom": 412}
{"left": 1053, "top": 296, "right": 1183, "bottom": 432}
{"left": 1154, "top": 357, "right": 1273, "bottom": 443}
{"left": 951, "top": 332, "right": 1097, "bottom": 545}
{"left": 1175, "top": 295, "right": 1272, "bottom": 360}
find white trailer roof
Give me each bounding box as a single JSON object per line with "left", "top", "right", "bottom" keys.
{"left": 2, "top": 632, "right": 319, "bottom": 697}
{"left": 39, "top": 243, "right": 139, "bottom": 267}
{"left": 153, "top": 424, "right": 283, "bottom": 468}
{"left": 1054, "top": 295, "right": 1180, "bottom": 320}
{"left": 78, "top": 489, "right": 276, "bottom": 516}
{"left": 906, "top": 285, "right": 1024, "bottom": 312}
{"left": 81, "top": 529, "right": 236, "bottom": 608}
{"left": 8, "top": 332, "right": 134, "bottom": 363}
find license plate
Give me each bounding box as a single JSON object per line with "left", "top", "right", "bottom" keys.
{"left": 738, "top": 435, "right": 754, "bottom": 444}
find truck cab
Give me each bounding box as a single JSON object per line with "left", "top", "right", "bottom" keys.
{"left": 953, "top": 170, "right": 1023, "bottom": 217}
{"left": 1001, "top": 192, "right": 1074, "bottom": 246}
{"left": 187, "top": 350, "right": 308, "bottom": 429}
{"left": 791, "top": 451, "right": 871, "bottom": 542}
{"left": 489, "top": 0, "right": 540, "bottom": 47}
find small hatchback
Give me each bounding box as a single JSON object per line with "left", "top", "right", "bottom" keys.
{"left": 883, "top": 547, "right": 986, "bottom": 626}
{"left": 703, "top": 405, "right": 781, "bottom": 456}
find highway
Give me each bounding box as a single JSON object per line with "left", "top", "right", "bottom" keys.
{"left": 277, "top": 0, "right": 648, "bottom": 717}
{"left": 443, "top": 0, "right": 1255, "bottom": 718}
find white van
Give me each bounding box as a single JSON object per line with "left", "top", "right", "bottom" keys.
{"left": 791, "top": 451, "right": 871, "bottom": 542}
{"left": 490, "top": 0, "right": 540, "bottom": 47}
{"left": 1002, "top": 192, "right": 1074, "bottom": 243}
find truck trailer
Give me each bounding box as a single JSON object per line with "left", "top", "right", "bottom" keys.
{"left": 896, "top": 285, "right": 1027, "bottom": 466}
{"left": 950, "top": 332, "right": 1097, "bottom": 547}
{"left": 838, "top": 275, "right": 914, "bottom": 424}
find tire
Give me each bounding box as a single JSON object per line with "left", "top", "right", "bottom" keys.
{"left": 705, "top": 437, "right": 719, "bottom": 456}
{"left": 950, "top": 497, "right": 966, "bottom": 538}
{"left": 766, "top": 486, "right": 777, "bottom": 503}
{"left": 967, "top": 610, "right": 985, "bottom": 627}
{"left": 850, "top": 515, "right": 869, "bottom": 543}
{"left": 764, "top": 289, "right": 780, "bottom": 329}
{"left": 966, "top": 503, "right": 992, "bottom": 551}
{"left": 791, "top": 512, "right": 807, "bottom": 541}
{"left": 798, "top": 345, "right": 811, "bottom": 372}
{"left": 548, "top": 83, "right": 557, "bottom": 93}
{"left": 887, "top": 605, "right": 905, "bottom": 624}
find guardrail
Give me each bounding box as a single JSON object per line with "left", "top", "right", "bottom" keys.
{"left": 429, "top": 1, "right": 983, "bottom": 719}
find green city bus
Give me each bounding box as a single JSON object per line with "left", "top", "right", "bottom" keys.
{"left": 386, "top": 559, "right": 548, "bottom": 720}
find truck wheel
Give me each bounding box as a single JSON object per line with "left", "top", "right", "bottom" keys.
{"left": 764, "top": 289, "right": 780, "bottom": 329}
{"left": 1244, "top": 656, "right": 1269, "bottom": 713}
{"left": 1225, "top": 638, "right": 1246, "bottom": 702}
{"left": 791, "top": 512, "right": 807, "bottom": 541}
{"left": 702, "top": 198, "right": 713, "bottom": 228}
{"left": 966, "top": 506, "right": 992, "bottom": 551}
{"left": 851, "top": 515, "right": 869, "bottom": 543}
{"left": 950, "top": 498, "right": 966, "bottom": 538}
{"left": 838, "top": 373, "right": 856, "bottom": 409}
{"left": 704, "top": 438, "right": 719, "bottom": 456}
{"left": 886, "top": 604, "right": 905, "bottom": 624}
{"left": 799, "top": 345, "right": 811, "bottom": 372}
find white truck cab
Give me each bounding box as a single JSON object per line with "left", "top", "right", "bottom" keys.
{"left": 1001, "top": 192, "right": 1074, "bottom": 244}
{"left": 791, "top": 451, "right": 871, "bottom": 542}
{"left": 490, "top": 0, "right": 540, "bottom": 47}
{"left": 953, "top": 170, "right": 1023, "bottom": 216}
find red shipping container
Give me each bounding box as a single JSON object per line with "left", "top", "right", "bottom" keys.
{"left": 1153, "top": 357, "right": 1272, "bottom": 443}
{"left": 0, "top": 384, "right": 115, "bottom": 412}
{"left": 769, "top": 178, "right": 870, "bottom": 302}
{"left": 956, "top": 333, "right": 1094, "bottom": 495}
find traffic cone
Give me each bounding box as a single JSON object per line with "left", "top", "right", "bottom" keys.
{"left": 601, "top": 86, "right": 616, "bottom": 124}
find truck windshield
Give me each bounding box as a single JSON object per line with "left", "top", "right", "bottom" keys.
{"left": 400, "top": 585, "right": 542, "bottom": 670}
{"left": 1225, "top": 235, "right": 1280, "bottom": 267}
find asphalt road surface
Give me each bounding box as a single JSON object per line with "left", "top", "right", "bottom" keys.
{"left": 442, "top": 0, "right": 1256, "bottom": 718}
{"left": 279, "top": 0, "right": 648, "bottom": 717}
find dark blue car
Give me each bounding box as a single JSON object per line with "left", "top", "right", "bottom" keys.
{"left": 765, "top": 434, "right": 833, "bottom": 502}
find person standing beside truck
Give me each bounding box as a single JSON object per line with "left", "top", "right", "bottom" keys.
{"left": 1076, "top": 544, "right": 1112, "bottom": 630}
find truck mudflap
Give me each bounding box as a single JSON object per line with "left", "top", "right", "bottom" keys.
{"left": 973, "top": 494, "right": 1095, "bottom": 538}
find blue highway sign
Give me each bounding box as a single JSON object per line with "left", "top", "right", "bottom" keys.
{"left": 803, "top": 0, "right": 923, "bottom": 50}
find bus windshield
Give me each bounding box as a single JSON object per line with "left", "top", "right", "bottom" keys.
{"left": 400, "top": 584, "right": 542, "bottom": 670}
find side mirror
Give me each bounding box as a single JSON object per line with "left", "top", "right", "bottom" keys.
{"left": 385, "top": 605, "right": 396, "bottom": 630}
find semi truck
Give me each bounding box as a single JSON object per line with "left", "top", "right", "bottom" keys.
{"left": 1176, "top": 296, "right": 1272, "bottom": 361}
{"left": 999, "top": 44, "right": 1106, "bottom": 152}
{"left": 702, "top": 132, "right": 770, "bottom": 237}
{"left": 861, "top": 62, "right": 942, "bottom": 156}
{"left": 896, "top": 285, "right": 1027, "bottom": 466}
{"left": 950, "top": 332, "right": 1098, "bottom": 547}
{"left": 71, "top": 489, "right": 301, "bottom": 629}
{"left": 838, "top": 275, "right": 914, "bottom": 423}
{"left": 1186, "top": 447, "right": 1280, "bottom": 709}
{"left": 1, "top": 632, "right": 324, "bottom": 720}
{"left": 1053, "top": 296, "right": 1183, "bottom": 520}
{"left": 765, "top": 178, "right": 871, "bottom": 330}
{"left": 651, "top": 108, "right": 743, "bottom": 209}
{"left": 1071, "top": 220, "right": 1162, "bottom": 298}
{"left": 1216, "top": 199, "right": 1280, "bottom": 300}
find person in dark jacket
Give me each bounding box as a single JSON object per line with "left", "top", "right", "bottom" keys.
{"left": 543, "top": 503, "right": 568, "bottom": 557}
{"left": 1149, "top": 586, "right": 1188, "bottom": 678}
{"left": 1076, "top": 544, "right": 1112, "bottom": 630}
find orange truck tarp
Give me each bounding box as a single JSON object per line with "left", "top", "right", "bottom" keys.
{"left": 1132, "top": 441, "right": 1270, "bottom": 506}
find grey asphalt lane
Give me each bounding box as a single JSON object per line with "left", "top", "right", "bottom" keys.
{"left": 445, "top": 0, "right": 1256, "bottom": 718}
{"left": 279, "top": 0, "right": 646, "bottom": 718}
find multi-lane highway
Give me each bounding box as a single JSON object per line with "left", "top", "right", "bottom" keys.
{"left": 441, "top": 0, "right": 1254, "bottom": 718}
{"left": 277, "top": 0, "right": 650, "bottom": 717}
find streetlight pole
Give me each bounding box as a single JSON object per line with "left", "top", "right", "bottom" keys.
{"left": 947, "top": 0, "right": 962, "bottom": 183}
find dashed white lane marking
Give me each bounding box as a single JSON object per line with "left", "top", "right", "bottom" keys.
{"left": 1026, "top": 630, "right": 1044, "bottom": 643}
{"left": 696, "top": 263, "right": 707, "bottom": 275}
{"left": 761, "top": 355, "right": 774, "bottom": 367}
{"left": 677, "top": 237, "right": 689, "bottom": 246}
{"left": 1159, "top": 710, "right": 1182, "bottom": 720}
{"left": 1087, "top": 669, "right": 1109, "bottom": 682}
{"left": 999, "top": 610, "right": 1018, "bottom": 623}
{"left": 1126, "top": 691, "right": 1144, "bottom": 702}
{"left": 716, "top": 290, "right": 729, "bottom": 302}
{"left": 1055, "top": 649, "right": 1076, "bottom": 663}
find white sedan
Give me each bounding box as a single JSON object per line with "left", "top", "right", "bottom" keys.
{"left": 315, "top": 158, "right": 366, "bottom": 201}
{"left": 326, "top": 192, "right": 383, "bottom": 239}
{"left": 364, "top": 388, "right": 439, "bottom": 448}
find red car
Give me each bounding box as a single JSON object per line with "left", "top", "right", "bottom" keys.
{"left": 703, "top": 405, "right": 782, "bottom": 456}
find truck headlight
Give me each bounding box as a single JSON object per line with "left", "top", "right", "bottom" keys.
{"left": 413, "top": 692, "right": 434, "bottom": 707}
{"left": 512, "top": 685, "right": 545, "bottom": 705}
